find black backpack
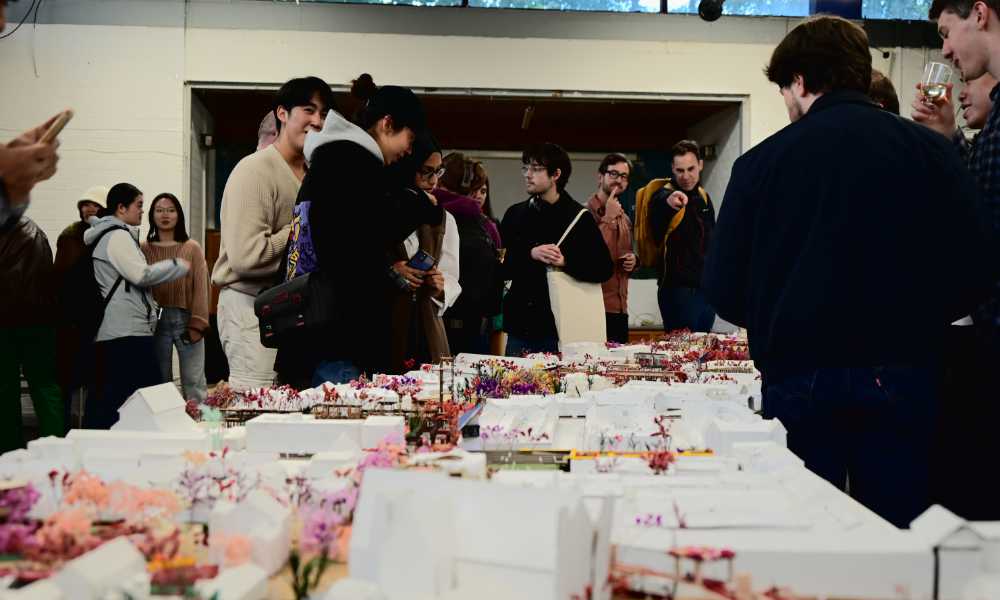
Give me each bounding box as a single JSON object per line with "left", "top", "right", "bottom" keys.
{"left": 61, "top": 226, "right": 128, "bottom": 343}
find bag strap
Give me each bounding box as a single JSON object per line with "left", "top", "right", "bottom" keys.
{"left": 87, "top": 225, "right": 129, "bottom": 249}
{"left": 102, "top": 276, "right": 125, "bottom": 309}
{"left": 556, "top": 209, "right": 589, "bottom": 248}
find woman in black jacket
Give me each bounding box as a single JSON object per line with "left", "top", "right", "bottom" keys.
{"left": 275, "top": 74, "right": 442, "bottom": 388}
{"left": 434, "top": 153, "right": 504, "bottom": 356}
{"left": 501, "top": 143, "right": 613, "bottom": 356}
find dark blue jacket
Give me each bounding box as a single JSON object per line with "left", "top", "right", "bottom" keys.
{"left": 703, "top": 90, "right": 995, "bottom": 376}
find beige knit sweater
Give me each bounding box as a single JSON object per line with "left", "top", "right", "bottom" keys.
{"left": 211, "top": 144, "right": 301, "bottom": 295}
{"left": 141, "top": 239, "right": 210, "bottom": 331}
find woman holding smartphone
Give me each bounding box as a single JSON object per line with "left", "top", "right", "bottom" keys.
{"left": 385, "top": 136, "right": 461, "bottom": 373}
{"left": 141, "top": 193, "right": 209, "bottom": 402}
{"left": 275, "top": 74, "right": 442, "bottom": 388}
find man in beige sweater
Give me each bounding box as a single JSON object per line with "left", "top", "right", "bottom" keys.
{"left": 212, "top": 77, "right": 335, "bottom": 390}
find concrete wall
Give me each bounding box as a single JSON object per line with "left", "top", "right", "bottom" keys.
{"left": 0, "top": 0, "right": 944, "bottom": 251}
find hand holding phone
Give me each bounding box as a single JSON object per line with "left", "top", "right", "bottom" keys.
{"left": 39, "top": 109, "right": 73, "bottom": 145}
{"left": 392, "top": 261, "right": 425, "bottom": 290}
{"left": 406, "top": 249, "right": 437, "bottom": 271}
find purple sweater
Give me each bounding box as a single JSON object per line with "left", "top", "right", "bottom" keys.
{"left": 432, "top": 188, "right": 502, "bottom": 248}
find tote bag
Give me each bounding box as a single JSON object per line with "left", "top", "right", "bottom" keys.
{"left": 547, "top": 209, "right": 607, "bottom": 348}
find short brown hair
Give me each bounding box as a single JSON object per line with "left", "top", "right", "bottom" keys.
{"left": 670, "top": 140, "right": 700, "bottom": 160}
{"left": 929, "top": 0, "right": 1000, "bottom": 19}
{"left": 599, "top": 153, "right": 632, "bottom": 174}
{"left": 869, "top": 69, "right": 900, "bottom": 114}
{"left": 765, "top": 15, "right": 872, "bottom": 95}
{"left": 440, "top": 152, "right": 489, "bottom": 197}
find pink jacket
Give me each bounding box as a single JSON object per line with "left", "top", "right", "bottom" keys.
{"left": 587, "top": 193, "right": 633, "bottom": 314}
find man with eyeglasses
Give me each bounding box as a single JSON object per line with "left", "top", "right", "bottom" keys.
{"left": 588, "top": 154, "right": 636, "bottom": 343}
{"left": 500, "top": 143, "right": 613, "bottom": 356}
{"left": 649, "top": 139, "right": 716, "bottom": 333}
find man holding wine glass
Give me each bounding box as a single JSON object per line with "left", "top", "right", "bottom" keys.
{"left": 913, "top": 0, "right": 1000, "bottom": 520}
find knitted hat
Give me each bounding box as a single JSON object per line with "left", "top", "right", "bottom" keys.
{"left": 77, "top": 185, "right": 108, "bottom": 210}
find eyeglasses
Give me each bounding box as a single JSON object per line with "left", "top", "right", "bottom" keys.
{"left": 418, "top": 167, "right": 446, "bottom": 179}
{"left": 521, "top": 165, "right": 548, "bottom": 175}
{"left": 604, "top": 169, "right": 629, "bottom": 181}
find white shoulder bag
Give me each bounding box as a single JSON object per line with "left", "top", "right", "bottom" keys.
{"left": 547, "top": 209, "right": 607, "bottom": 348}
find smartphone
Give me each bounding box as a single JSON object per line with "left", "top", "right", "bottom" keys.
{"left": 39, "top": 109, "right": 74, "bottom": 144}
{"left": 407, "top": 249, "right": 436, "bottom": 271}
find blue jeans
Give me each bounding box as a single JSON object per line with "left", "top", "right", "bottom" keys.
{"left": 762, "top": 365, "right": 937, "bottom": 528}
{"left": 153, "top": 307, "right": 207, "bottom": 403}
{"left": 658, "top": 285, "right": 715, "bottom": 333}
{"left": 312, "top": 360, "right": 361, "bottom": 387}
{"left": 504, "top": 334, "right": 558, "bottom": 357}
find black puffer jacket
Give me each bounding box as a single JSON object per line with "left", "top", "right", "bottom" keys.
{"left": 275, "top": 115, "right": 441, "bottom": 384}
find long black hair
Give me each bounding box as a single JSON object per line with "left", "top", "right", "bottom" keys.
{"left": 146, "top": 193, "right": 190, "bottom": 243}
{"left": 386, "top": 134, "right": 441, "bottom": 191}
{"left": 350, "top": 73, "right": 427, "bottom": 135}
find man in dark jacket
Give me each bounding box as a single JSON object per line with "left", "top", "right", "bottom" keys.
{"left": 0, "top": 216, "right": 65, "bottom": 452}
{"left": 649, "top": 140, "right": 716, "bottom": 333}
{"left": 702, "top": 15, "right": 994, "bottom": 528}
{"left": 501, "top": 143, "right": 614, "bottom": 355}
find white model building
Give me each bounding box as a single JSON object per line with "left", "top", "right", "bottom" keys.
{"left": 112, "top": 383, "right": 199, "bottom": 433}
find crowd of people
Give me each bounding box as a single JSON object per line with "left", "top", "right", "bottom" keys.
{"left": 3, "top": 0, "right": 1000, "bottom": 528}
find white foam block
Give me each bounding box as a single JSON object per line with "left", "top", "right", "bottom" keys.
{"left": 703, "top": 417, "right": 786, "bottom": 455}
{"left": 195, "top": 564, "right": 268, "bottom": 600}
{"left": 0, "top": 580, "right": 66, "bottom": 600}
{"left": 113, "top": 382, "right": 199, "bottom": 433}
{"left": 362, "top": 415, "right": 405, "bottom": 449}
{"left": 322, "top": 578, "right": 387, "bottom": 600}
{"left": 209, "top": 490, "right": 292, "bottom": 576}
{"left": 26, "top": 436, "right": 76, "bottom": 462}
{"left": 80, "top": 449, "right": 142, "bottom": 483}
{"left": 245, "top": 414, "right": 363, "bottom": 454}
{"left": 53, "top": 537, "right": 147, "bottom": 599}
{"left": 305, "top": 450, "right": 361, "bottom": 479}
{"left": 408, "top": 449, "right": 487, "bottom": 479}
{"left": 138, "top": 450, "right": 188, "bottom": 486}
{"left": 68, "top": 429, "right": 209, "bottom": 457}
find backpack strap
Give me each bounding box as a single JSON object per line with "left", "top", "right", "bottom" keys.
{"left": 89, "top": 225, "right": 131, "bottom": 319}
{"left": 102, "top": 276, "right": 125, "bottom": 308}
{"left": 87, "top": 224, "right": 130, "bottom": 249}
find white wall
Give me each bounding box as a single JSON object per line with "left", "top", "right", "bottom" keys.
{"left": 0, "top": 10, "right": 942, "bottom": 254}
{"left": 0, "top": 24, "right": 184, "bottom": 247}
{"left": 687, "top": 104, "right": 742, "bottom": 206}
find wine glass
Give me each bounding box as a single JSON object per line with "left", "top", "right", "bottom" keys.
{"left": 922, "top": 61, "right": 954, "bottom": 104}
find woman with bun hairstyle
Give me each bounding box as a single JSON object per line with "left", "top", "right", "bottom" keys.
{"left": 275, "top": 74, "right": 442, "bottom": 388}
{"left": 434, "top": 153, "right": 504, "bottom": 355}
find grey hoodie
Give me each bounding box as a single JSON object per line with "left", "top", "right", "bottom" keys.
{"left": 304, "top": 110, "right": 383, "bottom": 165}
{"left": 84, "top": 216, "right": 189, "bottom": 342}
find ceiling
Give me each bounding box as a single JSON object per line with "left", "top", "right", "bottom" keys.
{"left": 195, "top": 88, "right": 736, "bottom": 153}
